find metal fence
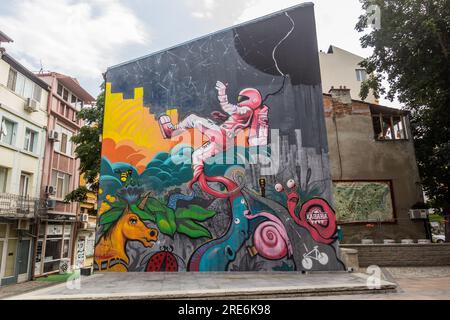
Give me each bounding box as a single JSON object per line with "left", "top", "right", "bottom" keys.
{"left": 0, "top": 193, "right": 47, "bottom": 219}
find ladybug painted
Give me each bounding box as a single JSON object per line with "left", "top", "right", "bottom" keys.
{"left": 146, "top": 246, "right": 178, "bottom": 272}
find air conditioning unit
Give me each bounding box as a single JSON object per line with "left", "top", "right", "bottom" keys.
{"left": 45, "top": 185, "right": 56, "bottom": 195}
{"left": 409, "top": 209, "right": 429, "bottom": 220}
{"left": 80, "top": 213, "right": 89, "bottom": 222}
{"left": 46, "top": 199, "right": 57, "bottom": 210}
{"left": 80, "top": 222, "right": 89, "bottom": 230}
{"left": 17, "top": 219, "right": 31, "bottom": 230}
{"left": 24, "top": 98, "right": 39, "bottom": 112}
{"left": 48, "top": 130, "right": 59, "bottom": 141}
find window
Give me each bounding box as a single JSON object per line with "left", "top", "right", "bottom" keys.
{"left": 382, "top": 115, "right": 393, "bottom": 139}
{"left": 19, "top": 173, "right": 31, "bottom": 197}
{"left": 57, "top": 83, "right": 63, "bottom": 96}
{"left": 24, "top": 128, "right": 38, "bottom": 153}
{"left": 7, "top": 69, "right": 17, "bottom": 90}
{"left": 392, "top": 116, "right": 406, "bottom": 139}
{"left": 54, "top": 124, "right": 73, "bottom": 156}
{"left": 63, "top": 239, "right": 70, "bottom": 258}
{"left": 23, "top": 77, "right": 34, "bottom": 98}
{"left": 356, "top": 69, "right": 367, "bottom": 82}
{"left": 63, "top": 88, "right": 69, "bottom": 101}
{"left": 15, "top": 72, "right": 26, "bottom": 96}
{"left": 0, "top": 118, "right": 17, "bottom": 145}
{"left": 33, "top": 85, "right": 42, "bottom": 101}
{"left": 6, "top": 68, "right": 42, "bottom": 103}
{"left": 51, "top": 170, "right": 71, "bottom": 199}
{"left": 60, "top": 132, "right": 68, "bottom": 154}
{"left": 372, "top": 114, "right": 408, "bottom": 140}
{"left": 45, "top": 238, "right": 62, "bottom": 261}
{"left": 71, "top": 94, "right": 77, "bottom": 104}
{"left": 0, "top": 167, "right": 8, "bottom": 193}
{"left": 76, "top": 98, "right": 84, "bottom": 110}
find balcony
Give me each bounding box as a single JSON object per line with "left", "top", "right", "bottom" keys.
{"left": 0, "top": 193, "right": 47, "bottom": 219}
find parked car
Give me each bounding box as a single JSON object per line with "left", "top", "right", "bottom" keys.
{"left": 432, "top": 234, "right": 446, "bottom": 243}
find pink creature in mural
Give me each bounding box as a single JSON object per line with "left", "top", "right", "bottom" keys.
{"left": 158, "top": 81, "right": 269, "bottom": 197}
{"left": 275, "top": 179, "right": 337, "bottom": 244}
{"left": 244, "top": 210, "right": 293, "bottom": 260}
{"left": 275, "top": 179, "right": 299, "bottom": 215}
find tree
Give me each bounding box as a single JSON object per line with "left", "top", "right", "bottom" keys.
{"left": 64, "top": 84, "right": 104, "bottom": 211}
{"left": 356, "top": 0, "right": 450, "bottom": 241}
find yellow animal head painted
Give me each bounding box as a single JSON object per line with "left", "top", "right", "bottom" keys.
{"left": 118, "top": 209, "right": 158, "bottom": 248}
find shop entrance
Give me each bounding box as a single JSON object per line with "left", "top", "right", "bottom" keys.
{"left": 17, "top": 239, "right": 31, "bottom": 283}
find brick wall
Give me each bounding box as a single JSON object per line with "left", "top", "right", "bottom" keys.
{"left": 341, "top": 244, "right": 450, "bottom": 267}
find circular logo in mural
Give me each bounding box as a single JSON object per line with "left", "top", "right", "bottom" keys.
{"left": 299, "top": 198, "right": 337, "bottom": 244}
{"left": 305, "top": 205, "right": 330, "bottom": 227}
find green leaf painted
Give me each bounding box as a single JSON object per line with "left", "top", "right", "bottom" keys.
{"left": 143, "top": 197, "right": 167, "bottom": 213}
{"left": 175, "top": 205, "right": 216, "bottom": 221}
{"left": 176, "top": 219, "right": 212, "bottom": 239}
{"left": 156, "top": 211, "right": 176, "bottom": 237}
{"left": 99, "top": 207, "right": 123, "bottom": 225}
{"left": 129, "top": 204, "right": 155, "bottom": 222}
{"left": 102, "top": 223, "right": 112, "bottom": 233}
{"left": 109, "top": 200, "right": 127, "bottom": 209}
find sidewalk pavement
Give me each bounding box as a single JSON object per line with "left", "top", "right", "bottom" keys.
{"left": 4, "top": 271, "right": 396, "bottom": 300}
{"left": 0, "top": 280, "right": 60, "bottom": 299}
{"left": 291, "top": 267, "right": 450, "bottom": 300}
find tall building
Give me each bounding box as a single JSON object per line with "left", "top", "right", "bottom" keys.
{"left": 33, "top": 72, "right": 94, "bottom": 277}
{"left": 319, "top": 45, "right": 378, "bottom": 104}
{"left": 0, "top": 32, "right": 50, "bottom": 285}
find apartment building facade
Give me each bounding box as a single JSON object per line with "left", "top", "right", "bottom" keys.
{"left": 0, "top": 34, "right": 50, "bottom": 285}
{"left": 33, "top": 72, "right": 94, "bottom": 277}
{"left": 319, "top": 45, "right": 378, "bottom": 104}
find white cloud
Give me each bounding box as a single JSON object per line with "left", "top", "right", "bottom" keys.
{"left": 0, "top": 0, "right": 148, "bottom": 79}
{"left": 189, "top": 0, "right": 217, "bottom": 19}
{"left": 235, "top": 0, "right": 304, "bottom": 24}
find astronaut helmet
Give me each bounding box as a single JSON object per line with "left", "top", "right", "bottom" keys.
{"left": 237, "top": 88, "right": 262, "bottom": 109}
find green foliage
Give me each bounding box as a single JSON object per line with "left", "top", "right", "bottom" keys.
{"left": 99, "top": 195, "right": 216, "bottom": 239}
{"left": 64, "top": 185, "right": 89, "bottom": 203}
{"left": 155, "top": 211, "right": 177, "bottom": 237}
{"left": 65, "top": 83, "right": 104, "bottom": 203}
{"left": 175, "top": 205, "right": 217, "bottom": 221}
{"left": 176, "top": 219, "right": 212, "bottom": 239}
{"left": 356, "top": 0, "right": 450, "bottom": 218}
{"left": 99, "top": 207, "right": 124, "bottom": 233}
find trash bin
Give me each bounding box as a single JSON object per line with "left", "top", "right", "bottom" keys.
{"left": 80, "top": 267, "right": 92, "bottom": 276}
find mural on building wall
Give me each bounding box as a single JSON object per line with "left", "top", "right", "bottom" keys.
{"left": 333, "top": 181, "right": 394, "bottom": 223}
{"left": 95, "top": 3, "right": 345, "bottom": 272}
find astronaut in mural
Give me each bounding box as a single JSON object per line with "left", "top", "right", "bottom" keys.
{"left": 158, "top": 81, "right": 269, "bottom": 184}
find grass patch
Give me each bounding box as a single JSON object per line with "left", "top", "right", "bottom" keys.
{"left": 36, "top": 272, "right": 80, "bottom": 282}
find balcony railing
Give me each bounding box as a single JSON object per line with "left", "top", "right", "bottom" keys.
{"left": 0, "top": 193, "right": 48, "bottom": 219}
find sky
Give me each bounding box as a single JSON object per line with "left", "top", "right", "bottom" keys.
{"left": 0, "top": 0, "right": 395, "bottom": 106}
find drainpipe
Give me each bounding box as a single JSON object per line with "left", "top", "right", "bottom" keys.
{"left": 70, "top": 217, "right": 79, "bottom": 268}
{"left": 30, "top": 216, "right": 40, "bottom": 280}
